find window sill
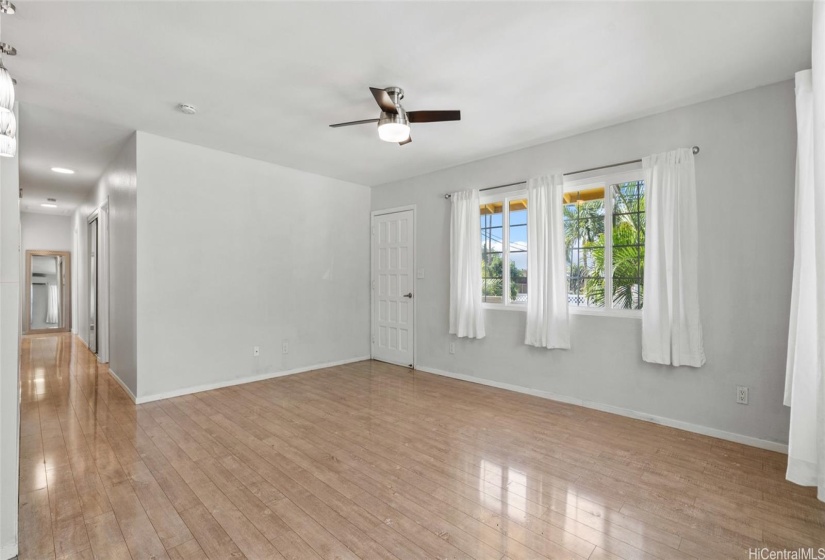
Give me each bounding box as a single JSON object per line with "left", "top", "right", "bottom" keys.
{"left": 569, "top": 307, "right": 641, "bottom": 319}
{"left": 482, "top": 303, "right": 527, "bottom": 312}
{"left": 481, "top": 304, "right": 641, "bottom": 319}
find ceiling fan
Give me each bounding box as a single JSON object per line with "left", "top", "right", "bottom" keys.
{"left": 329, "top": 87, "right": 460, "bottom": 145}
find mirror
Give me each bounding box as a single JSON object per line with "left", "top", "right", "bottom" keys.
{"left": 25, "top": 251, "right": 71, "bottom": 334}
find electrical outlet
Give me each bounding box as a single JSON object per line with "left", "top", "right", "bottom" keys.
{"left": 736, "top": 386, "right": 749, "bottom": 405}
{"left": 282, "top": 340, "right": 289, "bottom": 354}
{"left": 253, "top": 346, "right": 260, "bottom": 357}
{"left": 449, "top": 342, "right": 456, "bottom": 354}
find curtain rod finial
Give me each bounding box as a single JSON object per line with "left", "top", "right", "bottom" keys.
{"left": 692, "top": 146, "right": 700, "bottom": 155}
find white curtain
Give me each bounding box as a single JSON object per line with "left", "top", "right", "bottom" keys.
{"left": 45, "top": 283, "right": 59, "bottom": 324}
{"left": 784, "top": 1, "right": 825, "bottom": 501}
{"left": 450, "top": 189, "right": 485, "bottom": 339}
{"left": 641, "top": 148, "right": 705, "bottom": 367}
{"left": 524, "top": 175, "right": 570, "bottom": 349}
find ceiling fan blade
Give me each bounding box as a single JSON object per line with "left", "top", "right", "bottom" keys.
{"left": 329, "top": 118, "right": 380, "bottom": 128}
{"left": 399, "top": 136, "right": 412, "bottom": 146}
{"left": 370, "top": 87, "right": 397, "bottom": 114}
{"left": 407, "top": 110, "right": 461, "bottom": 123}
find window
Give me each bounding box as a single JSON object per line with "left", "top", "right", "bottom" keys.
{"left": 480, "top": 192, "right": 528, "bottom": 307}
{"left": 563, "top": 172, "right": 645, "bottom": 314}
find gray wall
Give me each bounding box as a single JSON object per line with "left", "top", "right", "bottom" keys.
{"left": 21, "top": 212, "right": 73, "bottom": 330}
{"left": 372, "top": 81, "right": 796, "bottom": 446}
{"left": 21, "top": 212, "right": 72, "bottom": 252}
{"left": 0, "top": 107, "right": 20, "bottom": 560}
{"left": 73, "top": 133, "right": 137, "bottom": 395}
{"left": 135, "top": 132, "right": 371, "bottom": 400}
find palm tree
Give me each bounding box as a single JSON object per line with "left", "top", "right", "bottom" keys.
{"left": 579, "top": 182, "right": 645, "bottom": 309}
{"left": 565, "top": 199, "right": 605, "bottom": 305}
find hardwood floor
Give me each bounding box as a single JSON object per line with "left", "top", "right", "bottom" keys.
{"left": 17, "top": 333, "right": 825, "bottom": 560}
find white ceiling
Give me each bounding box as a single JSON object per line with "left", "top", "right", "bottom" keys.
{"left": 18, "top": 104, "right": 132, "bottom": 215}
{"left": 5, "top": 1, "right": 812, "bottom": 211}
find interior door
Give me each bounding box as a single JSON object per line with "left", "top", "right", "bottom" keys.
{"left": 372, "top": 209, "right": 415, "bottom": 367}
{"left": 88, "top": 217, "right": 98, "bottom": 353}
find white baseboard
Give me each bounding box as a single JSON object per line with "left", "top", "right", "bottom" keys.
{"left": 2, "top": 542, "right": 18, "bottom": 560}
{"left": 416, "top": 365, "right": 789, "bottom": 454}
{"left": 135, "top": 356, "right": 371, "bottom": 405}
{"left": 108, "top": 368, "right": 137, "bottom": 403}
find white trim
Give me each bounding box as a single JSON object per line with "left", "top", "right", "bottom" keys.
{"left": 569, "top": 306, "right": 641, "bottom": 319}
{"left": 134, "top": 356, "right": 371, "bottom": 405}
{"left": 370, "top": 204, "right": 416, "bottom": 217}
{"left": 483, "top": 303, "right": 527, "bottom": 312}
{"left": 98, "top": 199, "right": 110, "bottom": 364}
{"left": 2, "top": 542, "right": 18, "bottom": 560}
{"left": 563, "top": 165, "right": 643, "bottom": 188}
{"left": 108, "top": 368, "right": 137, "bottom": 403}
{"left": 416, "top": 365, "right": 789, "bottom": 454}
{"left": 479, "top": 187, "right": 528, "bottom": 205}
{"left": 370, "top": 205, "right": 417, "bottom": 369}
{"left": 482, "top": 304, "right": 640, "bottom": 318}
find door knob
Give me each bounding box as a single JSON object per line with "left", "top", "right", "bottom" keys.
{"left": 402, "top": 293, "right": 413, "bottom": 299}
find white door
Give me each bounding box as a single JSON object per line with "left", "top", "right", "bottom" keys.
{"left": 372, "top": 209, "right": 414, "bottom": 367}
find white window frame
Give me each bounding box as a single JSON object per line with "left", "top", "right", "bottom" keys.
{"left": 563, "top": 168, "right": 645, "bottom": 319}
{"left": 480, "top": 188, "right": 528, "bottom": 311}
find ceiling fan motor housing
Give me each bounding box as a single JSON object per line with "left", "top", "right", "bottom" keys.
{"left": 384, "top": 86, "right": 404, "bottom": 104}
{"left": 379, "top": 111, "right": 408, "bottom": 128}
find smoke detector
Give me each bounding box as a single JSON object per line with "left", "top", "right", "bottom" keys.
{"left": 177, "top": 103, "right": 197, "bottom": 115}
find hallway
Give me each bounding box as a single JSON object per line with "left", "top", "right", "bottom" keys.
{"left": 18, "top": 334, "right": 134, "bottom": 559}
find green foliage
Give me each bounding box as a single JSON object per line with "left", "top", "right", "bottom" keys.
{"left": 482, "top": 250, "right": 526, "bottom": 302}
{"left": 567, "top": 183, "right": 645, "bottom": 309}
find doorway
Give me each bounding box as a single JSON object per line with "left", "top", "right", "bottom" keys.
{"left": 371, "top": 207, "right": 415, "bottom": 367}
{"left": 23, "top": 250, "right": 72, "bottom": 334}
{"left": 88, "top": 216, "right": 98, "bottom": 353}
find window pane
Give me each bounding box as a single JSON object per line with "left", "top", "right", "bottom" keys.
{"left": 481, "top": 202, "right": 504, "bottom": 304}
{"left": 610, "top": 180, "right": 645, "bottom": 309}
{"left": 563, "top": 187, "right": 606, "bottom": 307}
{"left": 509, "top": 198, "right": 528, "bottom": 303}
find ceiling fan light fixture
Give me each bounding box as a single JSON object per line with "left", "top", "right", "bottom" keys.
{"left": 377, "top": 113, "right": 410, "bottom": 143}
{"left": 0, "top": 63, "right": 14, "bottom": 114}
{"left": 0, "top": 108, "right": 16, "bottom": 139}
{"left": 0, "top": 133, "right": 15, "bottom": 157}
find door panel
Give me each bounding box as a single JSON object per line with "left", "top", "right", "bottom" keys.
{"left": 372, "top": 210, "right": 414, "bottom": 367}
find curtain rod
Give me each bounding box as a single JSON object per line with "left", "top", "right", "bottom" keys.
{"left": 443, "top": 146, "right": 700, "bottom": 199}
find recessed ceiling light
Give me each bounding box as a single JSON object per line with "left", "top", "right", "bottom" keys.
{"left": 41, "top": 203, "right": 57, "bottom": 208}
{"left": 50, "top": 167, "right": 74, "bottom": 174}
